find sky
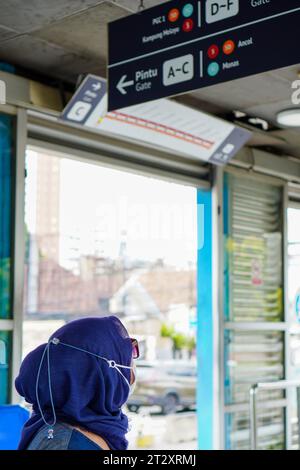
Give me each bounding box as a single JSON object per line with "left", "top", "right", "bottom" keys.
{"left": 25, "top": 149, "right": 197, "bottom": 268}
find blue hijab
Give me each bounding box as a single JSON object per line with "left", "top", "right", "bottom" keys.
{"left": 15, "top": 316, "right": 133, "bottom": 450}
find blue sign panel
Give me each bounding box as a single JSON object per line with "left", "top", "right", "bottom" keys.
{"left": 61, "top": 75, "right": 107, "bottom": 125}
{"left": 108, "top": 0, "right": 300, "bottom": 110}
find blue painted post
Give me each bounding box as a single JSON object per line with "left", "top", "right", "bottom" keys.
{"left": 197, "top": 188, "right": 213, "bottom": 450}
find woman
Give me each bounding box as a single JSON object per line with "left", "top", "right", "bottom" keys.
{"left": 15, "top": 316, "right": 139, "bottom": 450}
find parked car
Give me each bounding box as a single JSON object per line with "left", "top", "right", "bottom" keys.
{"left": 127, "top": 360, "right": 197, "bottom": 415}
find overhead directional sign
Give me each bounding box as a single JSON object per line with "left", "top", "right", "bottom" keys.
{"left": 108, "top": 0, "right": 300, "bottom": 110}
{"left": 61, "top": 74, "right": 107, "bottom": 125}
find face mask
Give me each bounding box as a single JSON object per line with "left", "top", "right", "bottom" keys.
{"left": 129, "top": 362, "right": 137, "bottom": 397}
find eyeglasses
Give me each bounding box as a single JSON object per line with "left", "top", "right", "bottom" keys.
{"left": 130, "top": 338, "right": 139, "bottom": 359}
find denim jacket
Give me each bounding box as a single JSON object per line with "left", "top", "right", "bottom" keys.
{"left": 26, "top": 422, "right": 103, "bottom": 450}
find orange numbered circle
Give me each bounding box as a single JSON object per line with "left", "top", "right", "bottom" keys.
{"left": 223, "top": 40, "right": 235, "bottom": 55}
{"left": 168, "top": 8, "right": 180, "bottom": 22}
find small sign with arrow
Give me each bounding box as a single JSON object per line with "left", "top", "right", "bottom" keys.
{"left": 61, "top": 74, "right": 107, "bottom": 126}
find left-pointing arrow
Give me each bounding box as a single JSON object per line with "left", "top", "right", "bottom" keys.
{"left": 117, "top": 75, "right": 134, "bottom": 95}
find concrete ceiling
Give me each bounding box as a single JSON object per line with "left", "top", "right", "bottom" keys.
{"left": 0, "top": 0, "right": 299, "bottom": 158}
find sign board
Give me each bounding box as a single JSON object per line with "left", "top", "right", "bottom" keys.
{"left": 251, "top": 258, "right": 263, "bottom": 286}
{"left": 0, "top": 80, "right": 6, "bottom": 105}
{"left": 61, "top": 74, "right": 107, "bottom": 125}
{"left": 96, "top": 99, "right": 251, "bottom": 165}
{"left": 108, "top": 0, "right": 300, "bottom": 110}
{"left": 60, "top": 77, "right": 251, "bottom": 165}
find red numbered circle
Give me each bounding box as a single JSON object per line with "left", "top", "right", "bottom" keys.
{"left": 182, "top": 18, "right": 194, "bottom": 32}
{"left": 207, "top": 44, "right": 219, "bottom": 60}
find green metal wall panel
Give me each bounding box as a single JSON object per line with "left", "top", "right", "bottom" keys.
{"left": 224, "top": 173, "right": 285, "bottom": 450}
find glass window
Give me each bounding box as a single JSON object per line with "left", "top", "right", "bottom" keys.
{"left": 287, "top": 207, "right": 300, "bottom": 449}
{"left": 23, "top": 146, "right": 198, "bottom": 450}
{"left": 288, "top": 208, "right": 300, "bottom": 327}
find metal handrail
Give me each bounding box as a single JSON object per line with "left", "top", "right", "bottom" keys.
{"left": 249, "top": 380, "right": 300, "bottom": 450}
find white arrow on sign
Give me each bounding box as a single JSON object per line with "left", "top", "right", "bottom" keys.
{"left": 92, "top": 82, "right": 102, "bottom": 91}
{"left": 117, "top": 75, "right": 134, "bottom": 95}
